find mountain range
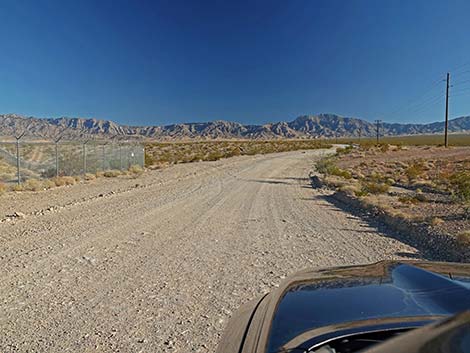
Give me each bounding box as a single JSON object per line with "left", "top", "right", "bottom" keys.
{"left": 1, "top": 113, "right": 470, "bottom": 141}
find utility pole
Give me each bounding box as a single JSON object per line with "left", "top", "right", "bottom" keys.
{"left": 444, "top": 72, "right": 450, "bottom": 148}
{"left": 15, "top": 133, "right": 25, "bottom": 185}
{"left": 82, "top": 140, "right": 89, "bottom": 175}
{"left": 54, "top": 136, "right": 63, "bottom": 178}
{"left": 358, "top": 125, "right": 362, "bottom": 142}
{"left": 375, "top": 120, "right": 382, "bottom": 144}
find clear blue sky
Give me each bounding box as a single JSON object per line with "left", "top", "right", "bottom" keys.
{"left": 1, "top": 0, "right": 470, "bottom": 126}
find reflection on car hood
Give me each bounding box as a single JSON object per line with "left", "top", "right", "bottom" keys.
{"left": 268, "top": 262, "right": 470, "bottom": 353}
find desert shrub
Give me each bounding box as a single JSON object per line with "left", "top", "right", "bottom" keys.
{"left": 362, "top": 181, "right": 390, "bottom": 194}
{"left": 385, "top": 178, "right": 395, "bottom": 186}
{"left": 414, "top": 190, "right": 427, "bottom": 202}
{"left": 129, "top": 165, "right": 144, "bottom": 176}
{"left": 354, "top": 189, "right": 369, "bottom": 197}
{"left": 0, "top": 181, "right": 6, "bottom": 194}
{"left": 398, "top": 195, "right": 420, "bottom": 204}
{"left": 339, "top": 184, "right": 361, "bottom": 196}
{"left": 449, "top": 171, "right": 470, "bottom": 203}
{"left": 457, "top": 231, "right": 470, "bottom": 246}
{"left": 144, "top": 151, "right": 156, "bottom": 167}
{"left": 24, "top": 179, "right": 43, "bottom": 191}
{"left": 11, "top": 184, "right": 25, "bottom": 192}
{"left": 336, "top": 145, "right": 353, "bottom": 155}
{"left": 52, "top": 176, "right": 76, "bottom": 187}
{"left": 379, "top": 143, "right": 390, "bottom": 153}
{"left": 360, "top": 141, "right": 375, "bottom": 151}
{"left": 43, "top": 179, "right": 56, "bottom": 189}
{"left": 332, "top": 168, "right": 352, "bottom": 179}
{"left": 430, "top": 217, "right": 445, "bottom": 226}
{"left": 84, "top": 173, "right": 96, "bottom": 181}
{"left": 104, "top": 170, "right": 121, "bottom": 178}
{"left": 206, "top": 151, "right": 224, "bottom": 161}
{"left": 316, "top": 158, "right": 337, "bottom": 174}
{"left": 406, "top": 160, "right": 426, "bottom": 181}
{"left": 316, "top": 158, "right": 352, "bottom": 179}
{"left": 370, "top": 172, "right": 386, "bottom": 183}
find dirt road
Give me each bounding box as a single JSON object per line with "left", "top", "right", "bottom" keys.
{"left": 0, "top": 149, "right": 419, "bottom": 352}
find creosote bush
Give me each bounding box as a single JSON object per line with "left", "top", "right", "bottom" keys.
{"left": 129, "top": 165, "right": 144, "bottom": 176}
{"left": 52, "top": 176, "right": 76, "bottom": 187}
{"left": 361, "top": 181, "right": 390, "bottom": 195}
{"left": 450, "top": 171, "right": 470, "bottom": 203}
{"left": 24, "top": 179, "right": 43, "bottom": 191}
{"left": 457, "top": 230, "right": 470, "bottom": 246}
{"left": 103, "top": 170, "right": 122, "bottom": 178}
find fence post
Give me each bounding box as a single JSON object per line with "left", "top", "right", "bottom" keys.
{"left": 82, "top": 141, "right": 89, "bottom": 175}
{"left": 101, "top": 143, "right": 106, "bottom": 171}
{"left": 142, "top": 145, "right": 145, "bottom": 168}
{"left": 16, "top": 138, "right": 21, "bottom": 185}
{"left": 55, "top": 142, "right": 59, "bottom": 177}
{"left": 119, "top": 144, "right": 123, "bottom": 171}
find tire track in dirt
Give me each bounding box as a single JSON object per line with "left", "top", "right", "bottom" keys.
{"left": 0, "top": 149, "right": 420, "bottom": 352}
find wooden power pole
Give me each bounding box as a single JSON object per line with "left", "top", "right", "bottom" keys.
{"left": 375, "top": 120, "right": 382, "bottom": 144}
{"left": 444, "top": 72, "right": 450, "bottom": 148}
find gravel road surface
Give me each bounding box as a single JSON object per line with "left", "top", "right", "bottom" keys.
{"left": 0, "top": 149, "right": 419, "bottom": 352}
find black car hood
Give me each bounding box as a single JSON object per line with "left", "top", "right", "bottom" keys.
{"left": 264, "top": 261, "right": 470, "bottom": 353}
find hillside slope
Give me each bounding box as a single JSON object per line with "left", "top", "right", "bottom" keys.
{"left": 1, "top": 113, "right": 469, "bottom": 140}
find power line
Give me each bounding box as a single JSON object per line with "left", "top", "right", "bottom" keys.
{"left": 453, "top": 77, "right": 470, "bottom": 86}
{"left": 450, "top": 61, "right": 470, "bottom": 74}
{"left": 384, "top": 76, "right": 445, "bottom": 119}
{"left": 388, "top": 92, "right": 444, "bottom": 119}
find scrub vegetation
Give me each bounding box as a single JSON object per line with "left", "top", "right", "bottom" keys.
{"left": 316, "top": 143, "right": 470, "bottom": 244}
{"left": 144, "top": 139, "right": 329, "bottom": 168}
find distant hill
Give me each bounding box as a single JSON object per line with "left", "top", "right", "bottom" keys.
{"left": 1, "top": 113, "right": 470, "bottom": 141}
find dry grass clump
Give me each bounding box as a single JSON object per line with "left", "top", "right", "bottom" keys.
{"left": 336, "top": 145, "right": 354, "bottom": 155}
{"left": 84, "top": 173, "right": 96, "bottom": 181}
{"left": 430, "top": 217, "right": 445, "bottom": 226}
{"left": 23, "top": 179, "right": 43, "bottom": 191}
{"left": 11, "top": 184, "right": 25, "bottom": 192}
{"left": 43, "top": 179, "right": 56, "bottom": 189}
{"left": 52, "top": 176, "right": 76, "bottom": 187}
{"left": 129, "top": 165, "right": 144, "bottom": 176}
{"left": 339, "top": 184, "right": 361, "bottom": 197}
{"left": 361, "top": 181, "right": 390, "bottom": 195}
{"left": 457, "top": 231, "right": 470, "bottom": 246}
{"left": 103, "top": 170, "right": 122, "bottom": 178}
{"left": 315, "top": 158, "right": 352, "bottom": 179}
{"left": 0, "top": 181, "right": 6, "bottom": 194}
{"left": 449, "top": 171, "right": 470, "bottom": 203}
{"left": 405, "top": 160, "right": 426, "bottom": 181}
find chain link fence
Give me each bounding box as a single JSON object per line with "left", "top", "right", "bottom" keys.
{"left": 0, "top": 140, "right": 145, "bottom": 184}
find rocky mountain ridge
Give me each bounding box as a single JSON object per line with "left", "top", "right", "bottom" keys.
{"left": 1, "top": 113, "right": 469, "bottom": 140}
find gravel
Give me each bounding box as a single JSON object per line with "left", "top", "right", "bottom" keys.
{"left": 0, "top": 149, "right": 419, "bottom": 352}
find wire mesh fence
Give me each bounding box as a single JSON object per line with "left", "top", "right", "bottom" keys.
{"left": 0, "top": 140, "right": 145, "bottom": 184}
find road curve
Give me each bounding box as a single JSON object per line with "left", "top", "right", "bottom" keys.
{"left": 0, "top": 149, "right": 419, "bottom": 352}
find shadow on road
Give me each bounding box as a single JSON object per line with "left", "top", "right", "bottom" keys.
{"left": 316, "top": 193, "right": 460, "bottom": 262}
{"left": 244, "top": 178, "right": 291, "bottom": 185}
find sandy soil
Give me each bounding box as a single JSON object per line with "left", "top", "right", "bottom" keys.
{"left": 0, "top": 149, "right": 419, "bottom": 352}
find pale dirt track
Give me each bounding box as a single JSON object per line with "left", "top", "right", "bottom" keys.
{"left": 0, "top": 149, "right": 419, "bottom": 352}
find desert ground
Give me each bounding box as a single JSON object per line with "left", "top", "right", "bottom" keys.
{"left": 0, "top": 149, "right": 424, "bottom": 352}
